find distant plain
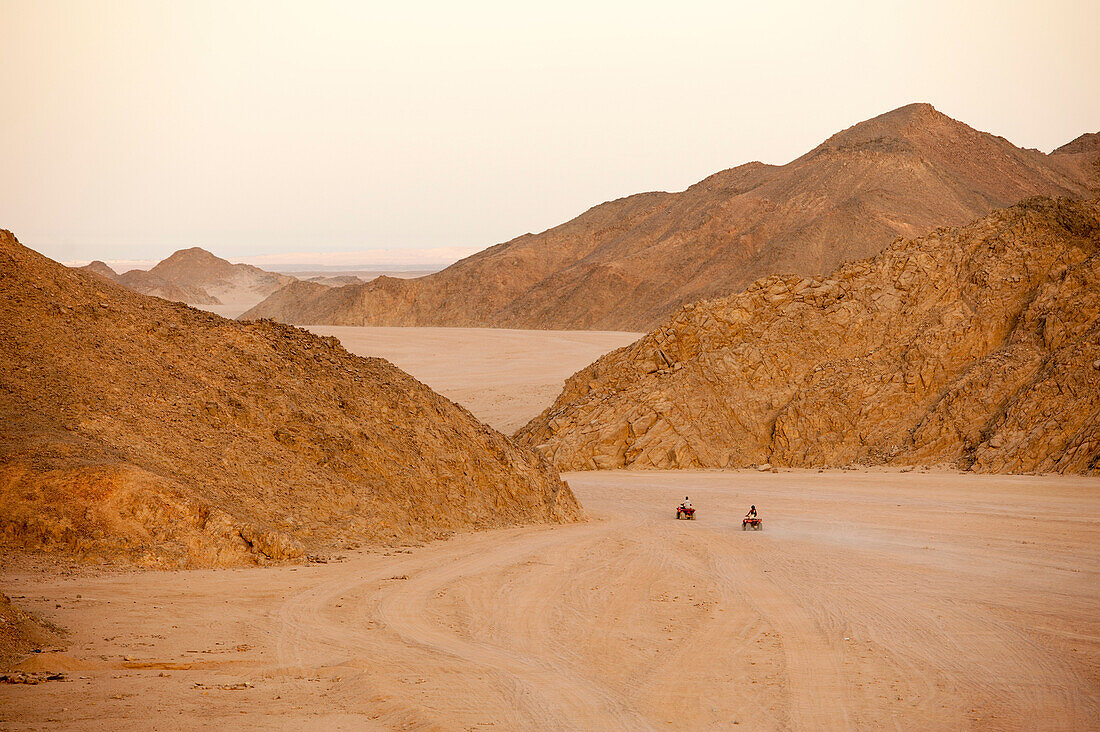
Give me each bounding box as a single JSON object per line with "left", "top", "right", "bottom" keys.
{"left": 305, "top": 326, "right": 642, "bottom": 433}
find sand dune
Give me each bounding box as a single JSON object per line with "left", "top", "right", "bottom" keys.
{"left": 3, "top": 470, "right": 1096, "bottom": 729}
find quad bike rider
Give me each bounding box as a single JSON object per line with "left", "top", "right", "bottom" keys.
{"left": 676, "top": 496, "right": 696, "bottom": 520}
{"left": 742, "top": 504, "right": 762, "bottom": 530}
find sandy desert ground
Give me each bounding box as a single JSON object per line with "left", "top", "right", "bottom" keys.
{"left": 2, "top": 328, "right": 1097, "bottom": 729}
{"left": 204, "top": 300, "right": 266, "bottom": 319}
{"left": 304, "top": 326, "right": 641, "bottom": 432}
{"left": 2, "top": 470, "right": 1097, "bottom": 730}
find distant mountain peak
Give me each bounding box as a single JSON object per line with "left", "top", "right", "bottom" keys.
{"left": 241, "top": 104, "right": 1097, "bottom": 331}
{"left": 80, "top": 260, "right": 119, "bottom": 278}
{"left": 817, "top": 102, "right": 965, "bottom": 152}
{"left": 883, "top": 101, "right": 938, "bottom": 117}
{"left": 160, "top": 246, "right": 225, "bottom": 265}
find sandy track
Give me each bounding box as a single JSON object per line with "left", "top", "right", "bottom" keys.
{"left": 3, "top": 470, "right": 1098, "bottom": 729}
{"left": 303, "top": 326, "right": 641, "bottom": 433}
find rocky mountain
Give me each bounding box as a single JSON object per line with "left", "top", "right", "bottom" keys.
{"left": 145, "top": 247, "right": 296, "bottom": 315}
{"left": 79, "top": 260, "right": 121, "bottom": 280}
{"left": 516, "top": 198, "right": 1100, "bottom": 475}
{"left": 243, "top": 104, "right": 1098, "bottom": 330}
{"left": 79, "top": 260, "right": 220, "bottom": 306}
{"left": 2, "top": 230, "right": 580, "bottom": 568}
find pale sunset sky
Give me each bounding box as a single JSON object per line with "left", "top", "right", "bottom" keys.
{"left": 1, "top": 0, "right": 1097, "bottom": 267}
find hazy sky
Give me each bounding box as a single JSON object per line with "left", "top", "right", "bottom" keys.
{"left": 2, "top": 0, "right": 1097, "bottom": 266}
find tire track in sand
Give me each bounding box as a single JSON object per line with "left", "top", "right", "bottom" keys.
{"left": 374, "top": 522, "right": 656, "bottom": 730}
{"left": 709, "top": 541, "right": 853, "bottom": 730}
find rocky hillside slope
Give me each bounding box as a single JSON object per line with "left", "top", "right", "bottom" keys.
{"left": 244, "top": 104, "right": 1098, "bottom": 330}
{"left": 1050, "top": 132, "right": 1100, "bottom": 189}
{"left": 2, "top": 231, "right": 579, "bottom": 567}
{"left": 516, "top": 198, "right": 1100, "bottom": 475}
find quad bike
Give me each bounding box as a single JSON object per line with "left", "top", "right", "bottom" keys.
{"left": 742, "top": 517, "right": 762, "bottom": 531}
{"left": 676, "top": 506, "right": 696, "bottom": 520}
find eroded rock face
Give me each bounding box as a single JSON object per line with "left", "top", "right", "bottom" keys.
{"left": 2, "top": 231, "right": 580, "bottom": 567}
{"left": 516, "top": 198, "right": 1100, "bottom": 475}
{"left": 244, "top": 104, "right": 1098, "bottom": 331}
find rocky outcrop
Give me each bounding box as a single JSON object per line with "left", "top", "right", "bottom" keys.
{"left": 0, "top": 593, "right": 64, "bottom": 668}
{"left": 516, "top": 198, "right": 1100, "bottom": 475}
{"left": 2, "top": 230, "right": 580, "bottom": 568}
{"left": 244, "top": 104, "right": 1098, "bottom": 330}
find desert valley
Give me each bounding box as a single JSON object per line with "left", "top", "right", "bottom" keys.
{"left": 3, "top": 99, "right": 1099, "bottom": 729}
{"left": 3, "top": 5, "right": 1100, "bottom": 726}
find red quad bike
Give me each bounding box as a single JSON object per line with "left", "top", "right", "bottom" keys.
{"left": 742, "top": 517, "right": 763, "bottom": 531}
{"left": 676, "top": 506, "right": 696, "bottom": 520}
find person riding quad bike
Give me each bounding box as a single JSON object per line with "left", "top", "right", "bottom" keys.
{"left": 742, "top": 504, "right": 762, "bottom": 530}
{"left": 677, "top": 497, "right": 696, "bottom": 520}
